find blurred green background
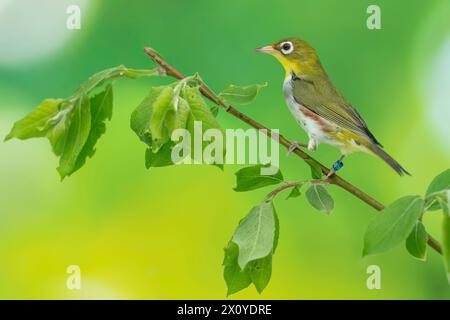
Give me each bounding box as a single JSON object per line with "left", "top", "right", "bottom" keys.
{"left": 0, "top": 0, "right": 449, "bottom": 299}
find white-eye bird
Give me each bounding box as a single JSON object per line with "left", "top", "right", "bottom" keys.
{"left": 256, "top": 38, "right": 410, "bottom": 176}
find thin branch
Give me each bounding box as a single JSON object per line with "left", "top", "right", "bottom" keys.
{"left": 265, "top": 179, "right": 329, "bottom": 201}
{"left": 143, "top": 47, "right": 443, "bottom": 255}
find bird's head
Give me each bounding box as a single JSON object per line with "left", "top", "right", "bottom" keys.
{"left": 256, "top": 38, "right": 323, "bottom": 77}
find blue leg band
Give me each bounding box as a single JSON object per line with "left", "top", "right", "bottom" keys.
{"left": 332, "top": 160, "right": 344, "bottom": 171}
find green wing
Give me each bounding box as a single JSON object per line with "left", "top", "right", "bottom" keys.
{"left": 291, "top": 75, "right": 381, "bottom": 146}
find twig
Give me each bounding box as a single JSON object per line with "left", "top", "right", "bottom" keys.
{"left": 265, "top": 179, "right": 329, "bottom": 201}
{"left": 143, "top": 47, "right": 442, "bottom": 255}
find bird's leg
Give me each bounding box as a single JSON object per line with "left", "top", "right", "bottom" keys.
{"left": 286, "top": 141, "right": 308, "bottom": 156}
{"left": 327, "top": 155, "right": 345, "bottom": 177}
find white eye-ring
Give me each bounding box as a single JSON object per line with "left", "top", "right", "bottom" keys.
{"left": 280, "top": 41, "right": 294, "bottom": 55}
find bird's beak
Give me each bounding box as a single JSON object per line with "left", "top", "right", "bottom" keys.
{"left": 255, "top": 45, "right": 276, "bottom": 55}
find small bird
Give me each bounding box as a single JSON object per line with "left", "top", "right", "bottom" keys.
{"left": 256, "top": 38, "right": 410, "bottom": 176}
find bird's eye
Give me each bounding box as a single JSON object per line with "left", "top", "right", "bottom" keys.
{"left": 280, "top": 41, "right": 294, "bottom": 55}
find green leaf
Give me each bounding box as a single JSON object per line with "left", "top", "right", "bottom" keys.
{"left": 232, "top": 201, "right": 277, "bottom": 269}
{"left": 131, "top": 83, "right": 224, "bottom": 166}
{"left": 130, "top": 88, "right": 156, "bottom": 132}
{"left": 145, "top": 144, "right": 175, "bottom": 168}
{"left": 149, "top": 86, "right": 175, "bottom": 151}
{"left": 443, "top": 211, "right": 450, "bottom": 285}
{"left": 426, "top": 169, "right": 450, "bottom": 211}
{"left": 363, "top": 196, "right": 424, "bottom": 256}
{"left": 233, "top": 165, "right": 283, "bottom": 192}
{"left": 405, "top": 221, "right": 428, "bottom": 261}
{"left": 223, "top": 242, "right": 252, "bottom": 296}
{"left": 223, "top": 202, "right": 279, "bottom": 295}
{"left": 5, "top": 94, "right": 96, "bottom": 179}
{"left": 210, "top": 105, "right": 219, "bottom": 117}
{"left": 76, "top": 67, "right": 120, "bottom": 94}
{"left": 77, "top": 65, "right": 159, "bottom": 94}
{"left": 4, "top": 99, "right": 64, "bottom": 141}
{"left": 246, "top": 207, "right": 279, "bottom": 293}
{"left": 130, "top": 86, "right": 167, "bottom": 148}
{"left": 439, "top": 191, "right": 450, "bottom": 217}
{"left": 47, "top": 95, "right": 92, "bottom": 179}
{"left": 187, "top": 85, "right": 226, "bottom": 167}
{"left": 286, "top": 186, "right": 301, "bottom": 200}
{"left": 246, "top": 255, "right": 272, "bottom": 294}
{"left": 305, "top": 159, "right": 323, "bottom": 179}
{"left": 305, "top": 184, "right": 334, "bottom": 213}
{"left": 182, "top": 86, "right": 223, "bottom": 136}
{"left": 73, "top": 84, "right": 113, "bottom": 172}
{"left": 6, "top": 65, "right": 160, "bottom": 178}
{"left": 173, "top": 97, "right": 191, "bottom": 130}
{"left": 121, "top": 67, "right": 162, "bottom": 79}
{"left": 218, "top": 83, "right": 267, "bottom": 106}
{"left": 436, "top": 191, "right": 450, "bottom": 284}
{"left": 272, "top": 205, "right": 280, "bottom": 254}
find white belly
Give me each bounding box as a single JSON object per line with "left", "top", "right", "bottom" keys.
{"left": 283, "top": 77, "right": 332, "bottom": 147}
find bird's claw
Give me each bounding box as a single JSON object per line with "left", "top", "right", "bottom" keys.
{"left": 327, "top": 160, "right": 344, "bottom": 177}
{"left": 286, "top": 141, "right": 307, "bottom": 156}
{"left": 326, "top": 168, "right": 336, "bottom": 178}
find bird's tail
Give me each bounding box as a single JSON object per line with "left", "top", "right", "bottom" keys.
{"left": 368, "top": 144, "right": 411, "bottom": 176}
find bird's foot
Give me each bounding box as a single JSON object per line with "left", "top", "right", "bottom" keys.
{"left": 286, "top": 141, "right": 308, "bottom": 156}
{"left": 327, "top": 159, "right": 344, "bottom": 177}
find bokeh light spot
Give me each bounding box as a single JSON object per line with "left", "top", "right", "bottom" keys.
{"left": 424, "top": 36, "right": 450, "bottom": 150}
{"left": 0, "top": 0, "right": 88, "bottom": 66}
